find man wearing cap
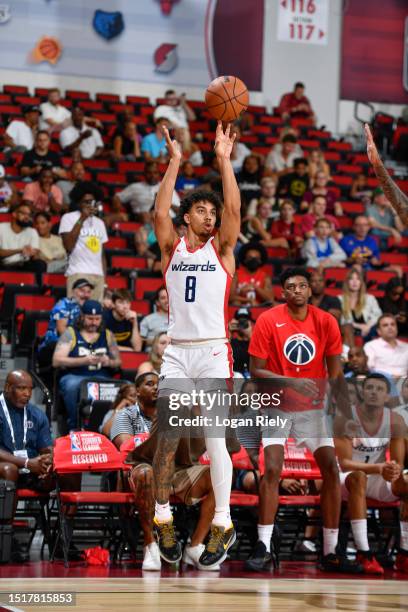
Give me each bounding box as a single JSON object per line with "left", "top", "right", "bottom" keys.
{"left": 229, "top": 307, "right": 254, "bottom": 377}
{"left": 52, "top": 300, "right": 121, "bottom": 430}
{"left": 4, "top": 106, "right": 40, "bottom": 154}
{"left": 366, "top": 187, "right": 404, "bottom": 250}
{"left": 59, "top": 182, "right": 108, "bottom": 301}
{"left": 21, "top": 130, "right": 66, "bottom": 181}
{"left": 38, "top": 278, "right": 93, "bottom": 370}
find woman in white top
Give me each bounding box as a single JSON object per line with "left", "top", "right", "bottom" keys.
{"left": 33, "top": 211, "right": 67, "bottom": 273}
{"left": 339, "top": 267, "right": 382, "bottom": 340}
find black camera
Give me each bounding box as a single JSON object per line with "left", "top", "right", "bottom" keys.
{"left": 237, "top": 318, "right": 250, "bottom": 330}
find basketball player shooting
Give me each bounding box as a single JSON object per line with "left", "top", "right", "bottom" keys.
{"left": 365, "top": 123, "right": 408, "bottom": 227}
{"left": 152, "top": 122, "right": 240, "bottom": 568}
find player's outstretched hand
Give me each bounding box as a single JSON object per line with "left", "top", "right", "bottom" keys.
{"left": 214, "top": 121, "right": 236, "bottom": 161}
{"left": 365, "top": 123, "right": 381, "bottom": 167}
{"left": 162, "top": 125, "right": 182, "bottom": 161}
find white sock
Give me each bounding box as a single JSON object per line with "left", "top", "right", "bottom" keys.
{"left": 258, "top": 524, "right": 274, "bottom": 553}
{"left": 351, "top": 519, "right": 369, "bottom": 551}
{"left": 323, "top": 528, "right": 339, "bottom": 556}
{"left": 400, "top": 521, "right": 408, "bottom": 551}
{"left": 205, "top": 436, "right": 233, "bottom": 529}
{"left": 154, "top": 501, "right": 172, "bottom": 523}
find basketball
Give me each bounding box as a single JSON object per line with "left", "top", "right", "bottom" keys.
{"left": 205, "top": 75, "right": 249, "bottom": 122}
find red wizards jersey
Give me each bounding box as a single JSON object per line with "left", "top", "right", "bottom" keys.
{"left": 236, "top": 267, "right": 267, "bottom": 305}
{"left": 249, "top": 304, "right": 342, "bottom": 410}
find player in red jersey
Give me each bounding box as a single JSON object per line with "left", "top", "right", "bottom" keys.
{"left": 245, "top": 266, "right": 362, "bottom": 573}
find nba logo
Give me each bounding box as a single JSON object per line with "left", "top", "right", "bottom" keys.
{"left": 87, "top": 382, "right": 100, "bottom": 401}
{"left": 283, "top": 334, "right": 316, "bottom": 365}
{"left": 70, "top": 433, "right": 82, "bottom": 452}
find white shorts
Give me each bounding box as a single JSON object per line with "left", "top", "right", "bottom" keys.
{"left": 340, "top": 472, "right": 398, "bottom": 502}
{"left": 262, "top": 408, "right": 334, "bottom": 455}
{"left": 159, "top": 340, "right": 233, "bottom": 395}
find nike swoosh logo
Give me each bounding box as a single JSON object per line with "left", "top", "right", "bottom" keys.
{"left": 276, "top": 323, "right": 286, "bottom": 327}
{"left": 213, "top": 351, "right": 222, "bottom": 356}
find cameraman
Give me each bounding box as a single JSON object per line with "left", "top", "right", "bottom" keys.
{"left": 59, "top": 182, "right": 108, "bottom": 301}
{"left": 229, "top": 307, "right": 254, "bottom": 377}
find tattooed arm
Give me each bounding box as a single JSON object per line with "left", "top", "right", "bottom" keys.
{"left": 365, "top": 124, "right": 408, "bottom": 227}
{"left": 52, "top": 329, "right": 98, "bottom": 368}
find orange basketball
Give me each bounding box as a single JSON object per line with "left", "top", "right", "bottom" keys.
{"left": 205, "top": 75, "right": 249, "bottom": 123}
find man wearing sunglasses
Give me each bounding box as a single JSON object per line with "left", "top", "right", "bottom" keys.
{"left": 59, "top": 182, "right": 108, "bottom": 301}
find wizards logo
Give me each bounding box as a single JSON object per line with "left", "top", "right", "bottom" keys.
{"left": 93, "top": 10, "right": 124, "bottom": 41}
{"left": 283, "top": 334, "right": 316, "bottom": 365}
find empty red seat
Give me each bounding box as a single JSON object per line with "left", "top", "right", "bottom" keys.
{"left": 96, "top": 173, "right": 126, "bottom": 185}
{"left": 78, "top": 101, "right": 104, "bottom": 112}
{"left": 117, "top": 161, "right": 145, "bottom": 174}
{"left": 106, "top": 276, "right": 128, "bottom": 289}
{"left": 35, "top": 320, "right": 49, "bottom": 338}
{"left": 324, "top": 267, "right": 348, "bottom": 283}
{"left": 380, "top": 253, "right": 408, "bottom": 266}
{"left": 65, "top": 90, "right": 90, "bottom": 100}
{"left": 96, "top": 93, "right": 121, "bottom": 103}
{"left": 328, "top": 141, "right": 352, "bottom": 152}
{"left": 111, "top": 256, "right": 147, "bottom": 270}
{"left": 14, "top": 295, "right": 54, "bottom": 311}
{"left": 0, "top": 271, "right": 36, "bottom": 286}
{"left": 366, "top": 270, "right": 397, "bottom": 286}
{"left": 126, "top": 95, "right": 150, "bottom": 105}
{"left": 4, "top": 85, "right": 28, "bottom": 94}
{"left": 135, "top": 278, "right": 163, "bottom": 300}
{"left": 42, "top": 273, "right": 66, "bottom": 287}
{"left": 298, "top": 139, "right": 320, "bottom": 149}
{"left": 131, "top": 300, "right": 151, "bottom": 315}
{"left": 340, "top": 201, "right": 365, "bottom": 215}
{"left": 120, "top": 352, "right": 149, "bottom": 372}
{"left": 113, "top": 221, "right": 142, "bottom": 233}
{"left": 105, "top": 237, "right": 128, "bottom": 250}
{"left": 0, "top": 105, "right": 22, "bottom": 115}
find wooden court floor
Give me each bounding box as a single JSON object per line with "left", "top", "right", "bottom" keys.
{"left": 1, "top": 577, "right": 408, "bottom": 611}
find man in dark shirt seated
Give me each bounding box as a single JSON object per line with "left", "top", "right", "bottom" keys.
{"left": 277, "top": 158, "right": 310, "bottom": 210}
{"left": 0, "top": 369, "right": 78, "bottom": 561}
{"left": 309, "top": 269, "right": 342, "bottom": 321}
{"left": 103, "top": 289, "right": 142, "bottom": 352}
{"left": 20, "top": 131, "right": 66, "bottom": 182}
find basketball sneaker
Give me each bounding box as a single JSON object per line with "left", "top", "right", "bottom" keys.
{"left": 245, "top": 541, "right": 272, "bottom": 572}
{"left": 198, "top": 523, "right": 236, "bottom": 568}
{"left": 320, "top": 553, "right": 363, "bottom": 573}
{"left": 142, "top": 542, "right": 162, "bottom": 571}
{"left": 356, "top": 551, "right": 384, "bottom": 575}
{"left": 153, "top": 517, "right": 182, "bottom": 563}
{"left": 182, "top": 544, "right": 220, "bottom": 571}
{"left": 395, "top": 549, "right": 408, "bottom": 573}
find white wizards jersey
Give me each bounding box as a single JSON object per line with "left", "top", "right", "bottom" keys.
{"left": 351, "top": 405, "right": 391, "bottom": 464}
{"left": 165, "top": 236, "right": 231, "bottom": 341}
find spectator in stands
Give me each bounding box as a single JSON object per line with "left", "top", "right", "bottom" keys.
{"left": 100, "top": 382, "right": 138, "bottom": 438}
{"left": 350, "top": 173, "right": 372, "bottom": 203}
{"left": 237, "top": 154, "right": 263, "bottom": 203}
{"left": 309, "top": 268, "right": 342, "bottom": 321}
{"left": 237, "top": 111, "right": 254, "bottom": 135}
{"left": 247, "top": 177, "right": 279, "bottom": 218}
{"left": 345, "top": 346, "right": 370, "bottom": 379}
{"left": 39, "top": 88, "right": 72, "bottom": 133}
{"left": 52, "top": 300, "right": 121, "bottom": 430}
{"left": 175, "top": 161, "right": 201, "bottom": 196}
{"left": 60, "top": 107, "right": 104, "bottom": 159}
{"left": 366, "top": 187, "right": 403, "bottom": 248}
{"left": 301, "top": 171, "right": 342, "bottom": 216}
{"left": 300, "top": 195, "right": 340, "bottom": 239}
{"left": 153, "top": 90, "right": 196, "bottom": 150}
{"left": 269, "top": 199, "right": 304, "bottom": 256}
{"left": 277, "top": 157, "right": 310, "bottom": 209}
{"left": 113, "top": 161, "right": 180, "bottom": 223}
{"left": 56, "top": 161, "right": 86, "bottom": 209}
{"left": 38, "top": 278, "right": 93, "bottom": 368}
{"left": 0, "top": 202, "right": 45, "bottom": 282}
{"left": 0, "top": 165, "right": 18, "bottom": 211}
{"left": 301, "top": 218, "right": 346, "bottom": 269}
{"left": 339, "top": 267, "right": 382, "bottom": 341}
{"left": 230, "top": 243, "right": 274, "bottom": 306}
{"left": 278, "top": 81, "right": 316, "bottom": 123}
{"left": 112, "top": 120, "right": 141, "bottom": 161}
{"left": 102, "top": 287, "right": 113, "bottom": 310}
{"left": 230, "top": 124, "right": 251, "bottom": 173}
{"left": 364, "top": 314, "right": 408, "bottom": 378}
{"left": 34, "top": 211, "right": 67, "bottom": 273}
{"left": 0, "top": 370, "right": 79, "bottom": 562}
{"left": 20, "top": 130, "right": 66, "bottom": 181}
{"left": 59, "top": 182, "right": 108, "bottom": 301}
{"left": 339, "top": 215, "right": 381, "bottom": 271}
{"left": 307, "top": 149, "right": 330, "bottom": 181}
{"left": 241, "top": 199, "right": 273, "bottom": 243}
{"left": 22, "top": 168, "right": 64, "bottom": 214}
{"left": 4, "top": 105, "right": 40, "bottom": 154}
{"left": 265, "top": 134, "right": 302, "bottom": 175}
{"left": 379, "top": 278, "right": 408, "bottom": 337}
{"left": 141, "top": 117, "right": 171, "bottom": 162}
{"left": 103, "top": 289, "right": 142, "bottom": 352}
{"left": 229, "top": 307, "right": 253, "bottom": 377}
{"left": 137, "top": 332, "right": 170, "bottom": 376}
{"left": 139, "top": 286, "right": 169, "bottom": 346}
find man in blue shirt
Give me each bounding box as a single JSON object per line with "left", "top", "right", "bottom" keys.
{"left": 141, "top": 117, "right": 171, "bottom": 162}
{"left": 38, "top": 278, "right": 93, "bottom": 368}
{"left": 339, "top": 215, "right": 381, "bottom": 270}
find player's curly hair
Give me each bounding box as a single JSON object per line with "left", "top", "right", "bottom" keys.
{"left": 279, "top": 266, "right": 311, "bottom": 287}
{"left": 175, "top": 189, "right": 223, "bottom": 227}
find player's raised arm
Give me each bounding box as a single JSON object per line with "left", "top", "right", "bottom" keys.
{"left": 154, "top": 126, "right": 181, "bottom": 260}
{"left": 215, "top": 122, "right": 241, "bottom": 252}
{"left": 365, "top": 123, "right": 408, "bottom": 227}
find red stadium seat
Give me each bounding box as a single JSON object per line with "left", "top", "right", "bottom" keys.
{"left": 0, "top": 271, "right": 36, "bottom": 286}
{"left": 327, "top": 141, "right": 352, "bottom": 152}
{"left": 120, "top": 351, "right": 149, "bottom": 374}
{"left": 14, "top": 96, "right": 41, "bottom": 106}
{"left": 324, "top": 267, "right": 348, "bottom": 283}
{"left": 337, "top": 164, "right": 363, "bottom": 175}
{"left": 35, "top": 320, "right": 49, "bottom": 339}
{"left": 112, "top": 221, "right": 142, "bottom": 234}
{"left": 105, "top": 237, "right": 129, "bottom": 250}
{"left": 3, "top": 85, "right": 28, "bottom": 94}
{"left": 42, "top": 273, "right": 66, "bottom": 287}
{"left": 65, "top": 90, "right": 90, "bottom": 100}
{"left": 298, "top": 139, "right": 320, "bottom": 149}
{"left": 0, "top": 105, "right": 22, "bottom": 115}
{"left": 126, "top": 95, "right": 150, "bottom": 105}
{"left": 380, "top": 253, "right": 408, "bottom": 266}
{"left": 134, "top": 277, "right": 163, "bottom": 300}
{"left": 78, "top": 101, "right": 104, "bottom": 112}
{"left": 131, "top": 299, "right": 151, "bottom": 315}
{"left": 340, "top": 201, "right": 365, "bottom": 215}
{"left": 366, "top": 270, "right": 397, "bottom": 286}
{"left": 96, "top": 173, "right": 126, "bottom": 185}
{"left": 111, "top": 256, "right": 147, "bottom": 270}
{"left": 96, "top": 93, "right": 121, "bottom": 102}
{"left": 106, "top": 276, "right": 128, "bottom": 289}
{"left": 117, "top": 161, "right": 145, "bottom": 174}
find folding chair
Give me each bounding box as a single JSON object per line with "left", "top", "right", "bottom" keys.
{"left": 51, "top": 431, "right": 135, "bottom": 567}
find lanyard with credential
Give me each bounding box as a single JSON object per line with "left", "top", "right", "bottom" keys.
{"left": 0, "top": 393, "right": 27, "bottom": 450}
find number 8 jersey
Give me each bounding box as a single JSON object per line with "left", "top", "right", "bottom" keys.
{"left": 164, "top": 236, "right": 232, "bottom": 341}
